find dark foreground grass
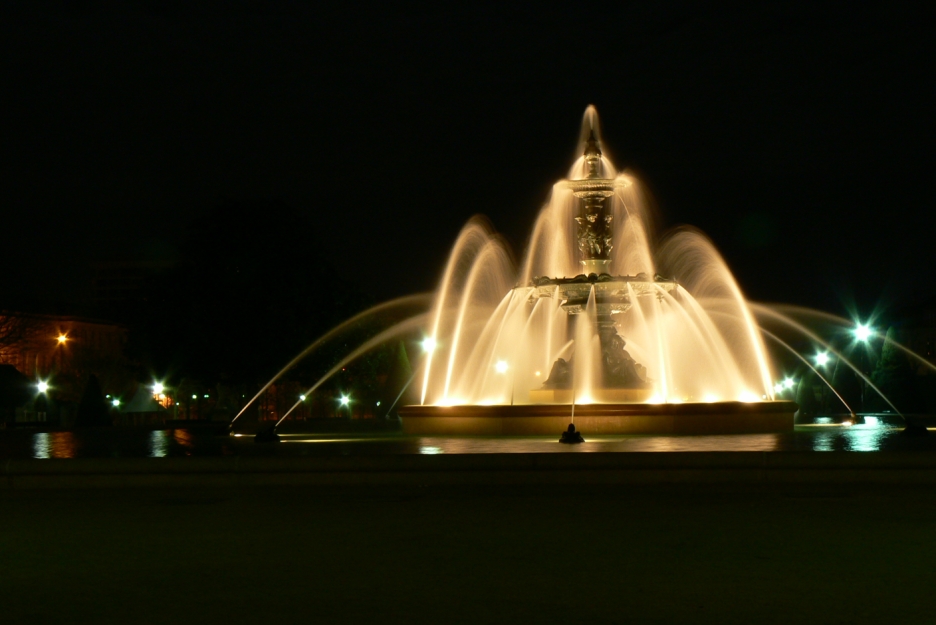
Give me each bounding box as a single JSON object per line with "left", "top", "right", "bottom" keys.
{"left": 2, "top": 483, "right": 936, "bottom": 625}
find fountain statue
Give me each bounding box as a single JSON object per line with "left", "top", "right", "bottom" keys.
{"left": 398, "top": 106, "right": 797, "bottom": 435}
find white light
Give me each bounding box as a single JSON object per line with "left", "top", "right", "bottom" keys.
{"left": 738, "top": 392, "right": 759, "bottom": 403}
{"left": 37, "top": 381, "right": 49, "bottom": 393}
{"left": 158, "top": 393, "right": 166, "bottom": 400}
{"left": 299, "top": 395, "right": 306, "bottom": 401}
{"left": 192, "top": 394, "right": 197, "bottom": 399}
{"left": 153, "top": 382, "right": 164, "bottom": 394}
{"left": 702, "top": 394, "right": 719, "bottom": 403}
{"left": 340, "top": 395, "right": 350, "bottom": 406}
{"left": 111, "top": 398, "right": 120, "bottom": 407}
{"left": 421, "top": 337, "right": 437, "bottom": 353}
{"left": 815, "top": 352, "right": 830, "bottom": 366}
{"left": 495, "top": 360, "right": 509, "bottom": 374}
{"left": 774, "top": 383, "right": 784, "bottom": 394}
{"left": 534, "top": 371, "right": 541, "bottom": 377}
{"left": 376, "top": 401, "right": 381, "bottom": 406}
{"left": 855, "top": 324, "right": 872, "bottom": 342}
{"left": 784, "top": 378, "right": 795, "bottom": 389}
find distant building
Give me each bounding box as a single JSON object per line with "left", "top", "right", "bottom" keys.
{"left": 0, "top": 311, "right": 131, "bottom": 425}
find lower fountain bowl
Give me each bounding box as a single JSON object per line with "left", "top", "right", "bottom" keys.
{"left": 399, "top": 400, "right": 797, "bottom": 436}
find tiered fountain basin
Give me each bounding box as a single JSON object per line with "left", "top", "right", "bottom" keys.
{"left": 399, "top": 400, "right": 797, "bottom": 436}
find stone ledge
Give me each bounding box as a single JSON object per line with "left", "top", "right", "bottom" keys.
{"left": 4, "top": 451, "right": 936, "bottom": 489}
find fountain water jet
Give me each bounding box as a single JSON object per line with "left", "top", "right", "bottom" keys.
{"left": 400, "top": 107, "right": 796, "bottom": 435}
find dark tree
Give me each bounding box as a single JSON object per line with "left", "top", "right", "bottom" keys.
{"left": 75, "top": 374, "right": 111, "bottom": 427}
{"left": 870, "top": 326, "right": 918, "bottom": 412}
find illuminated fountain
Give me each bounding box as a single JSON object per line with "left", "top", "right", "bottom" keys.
{"left": 399, "top": 106, "right": 797, "bottom": 435}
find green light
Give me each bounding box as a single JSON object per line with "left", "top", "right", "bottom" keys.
{"left": 854, "top": 323, "right": 872, "bottom": 342}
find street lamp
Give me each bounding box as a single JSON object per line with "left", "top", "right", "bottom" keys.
{"left": 37, "top": 380, "right": 49, "bottom": 393}
{"left": 815, "top": 352, "right": 830, "bottom": 367}
{"left": 421, "top": 337, "right": 437, "bottom": 353}
{"left": 854, "top": 323, "right": 872, "bottom": 343}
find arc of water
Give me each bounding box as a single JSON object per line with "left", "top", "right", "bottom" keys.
{"left": 421, "top": 218, "right": 494, "bottom": 405}
{"left": 654, "top": 288, "right": 747, "bottom": 398}
{"left": 749, "top": 305, "right": 905, "bottom": 419}
{"left": 230, "top": 294, "right": 430, "bottom": 426}
{"left": 756, "top": 326, "right": 856, "bottom": 415}
{"left": 275, "top": 314, "right": 428, "bottom": 427}
{"left": 442, "top": 240, "right": 514, "bottom": 401}
{"left": 464, "top": 292, "right": 525, "bottom": 402}
{"left": 769, "top": 304, "right": 936, "bottom": 377}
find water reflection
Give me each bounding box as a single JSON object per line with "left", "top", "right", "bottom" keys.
{"left": 6, "top": 421, "right": 932, "bottom": 460}
{"left": 32, "top": 432, "right": 78, "bottom": 459}
{"left": 808, "top": 424, "right": 894, "bottom": 452}
{"left": 33, "top": 433, "right": 49, "bottom": 459}
{"left": 149, "top": 430, "right": 171, "bottom": 457}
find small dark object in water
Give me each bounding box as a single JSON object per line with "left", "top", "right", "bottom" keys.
{"left": 560, "top": 423, "right": 584, "bottom": 444}
{"left": 901, "top": 424, "right": 929, "bottom": 437}
{"left": 254, "top": 426, "right": 281, "bottom": 442}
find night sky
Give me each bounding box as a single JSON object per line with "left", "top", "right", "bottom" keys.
{"left": 3, "top": 2, "right": 935, "bottom": 318}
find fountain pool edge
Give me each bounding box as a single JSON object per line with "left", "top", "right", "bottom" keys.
{"left": 10, "top": 446, "right": 936, "bottom": 490}
{"left": 399, "top": 400, "right": 797, "bottom": 435}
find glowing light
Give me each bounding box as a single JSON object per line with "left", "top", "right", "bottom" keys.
{"left": 534, "top": 371, "right": 541, "bottom": 377}
{"left": 783, "top": 378, "right": 795, "bottom": 389}
{"left": 854, "top": 324, "right": 872, "bottom": 342}
{"left": 576, "top": 395, "right": 595, "bottom": 405}
{"left": 158, "top": 393, "right": 166, "bottom": 400}
{"left": 647, "top": 394, "right": 663, "bottom": 404}
{"left": 204, "top": 394, "right": 209, "bottom": 398}
{"left": 669, "top": 397, "right": 684, "bottom": 404}
{"left": 299, "top": 395, "right": 306, "bottom": 401}
{"left": 192, "top": 394, "right": 197, "bottom": 399}
{"left": 37, "top": 381, "right": 49, "bottom": 393}
{"left": 421, "top": 337, "right": 437, "bottom": 353}
{"left": 495, "top": 360, "right": 509, "bottom": 374}
{"left": 339, "top": 395, "right": 350, "bottom": 406}
{"left": 376, "top": 401, "right": 381, "bottom": 406}
{"left": 56, "top": 334, "right": 68, "bottom": 344}
{"left": 152, "top": 382, "right": 164, "bottom": 395}
{"left": 843, "top": 420, "right": 853, "bottom": 427}
{"left": 773, "top": 383, "right": 784, "bottom": 394}
{"left": 111, "top": 398, "right": 120, "bottom": 407}
{"left": 738, "top": 392, "right": 759, "bottom": 403}
{"left": 815, "top": 352, "right": 830, "bottom": 366}
{"left": 702, "top": 394, "right": 719, "bottom": 403}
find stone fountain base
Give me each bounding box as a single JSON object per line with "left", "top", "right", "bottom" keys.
{"left": 398, "top": 400, "right": 796, "bottom": 436}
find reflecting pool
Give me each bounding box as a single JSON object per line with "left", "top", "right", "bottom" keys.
{"left": 2, "top": 418, "right": 935, "bottom": 459}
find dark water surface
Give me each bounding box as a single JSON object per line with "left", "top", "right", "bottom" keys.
{"left": 2, "top": 416, "right": 935, "bottom": 459}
